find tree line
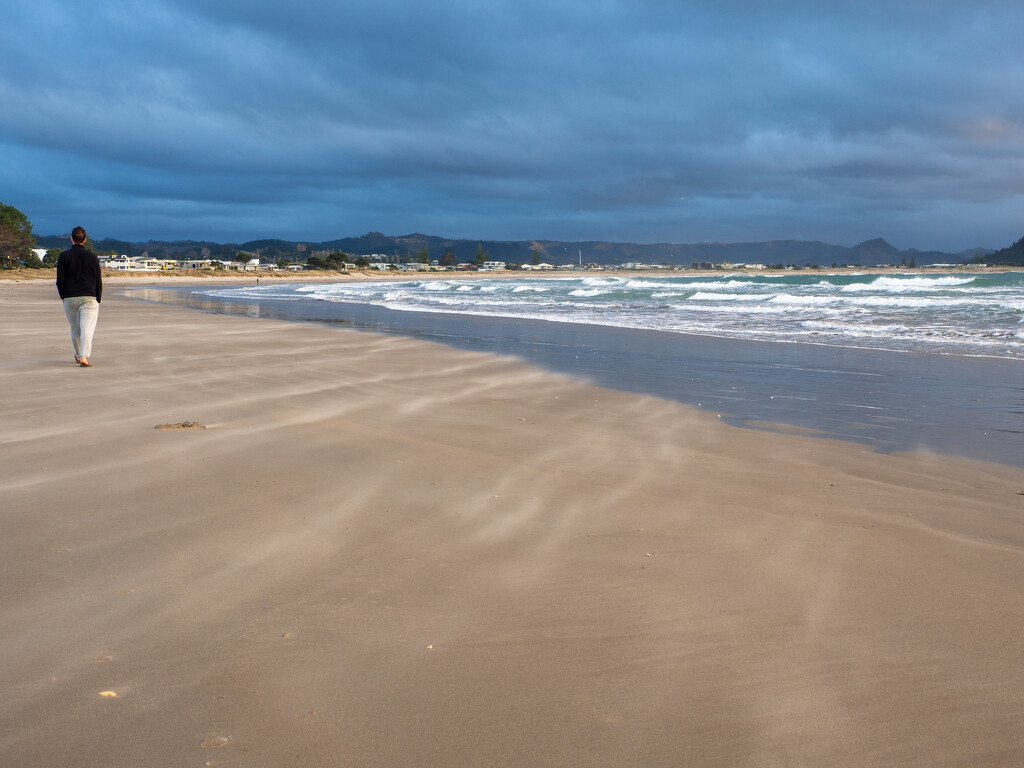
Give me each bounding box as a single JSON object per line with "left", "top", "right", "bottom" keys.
{"left": 0, "top": 202, "right": 495, "bottom": 270}
{"left": 7, "top": 200, "right": 1023, "bottom": 269}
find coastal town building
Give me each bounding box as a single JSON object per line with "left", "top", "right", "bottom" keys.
{"left": 622, "top": 262, "right": 669, "bottom": 270}
{"left": 99, "top": 254, "right": 161, "bottom": 271}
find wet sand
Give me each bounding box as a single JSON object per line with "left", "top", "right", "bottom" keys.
{"left": 2, "top": 282, "right": 1024, "bottom": 767}
{"left": 129, "top": 283, "right": 1024, "bottom": 466}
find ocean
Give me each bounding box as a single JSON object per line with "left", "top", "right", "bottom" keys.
{"left": 200, "top": 271, "right": 1024, "bottom": 360}
{"left": 129, "top": 270, "right": 1024, "bottom": 465}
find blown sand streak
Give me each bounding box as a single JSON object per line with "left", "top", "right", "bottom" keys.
{"left": 2, "top": 282, "right": 1023, "bottom": 766}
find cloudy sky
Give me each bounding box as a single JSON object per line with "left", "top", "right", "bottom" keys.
{"left": 3, "top": 1, "right": 1023, "bottom": 250}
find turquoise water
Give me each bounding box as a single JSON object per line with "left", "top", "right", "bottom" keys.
{"left": 202, "top": 271, "right": 1024, "bottom": 359}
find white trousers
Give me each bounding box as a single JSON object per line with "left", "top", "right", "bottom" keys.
{"left": 63, "top": 297, "right": 100, "bottom": 359}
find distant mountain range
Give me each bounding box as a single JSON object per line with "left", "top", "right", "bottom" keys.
{"left": 35, "top": 231, "right": 1001, "bottom": 267}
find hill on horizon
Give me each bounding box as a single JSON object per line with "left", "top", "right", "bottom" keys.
{"left": 33, "top": 231, "right": 998, "bottom": 267}
{"left": 987, "top": 235, "right": 1024, "bottom": 267}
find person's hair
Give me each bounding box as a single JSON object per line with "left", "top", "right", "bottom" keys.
{"left": 71, "top": 226, "right": 87, "bottom": 244}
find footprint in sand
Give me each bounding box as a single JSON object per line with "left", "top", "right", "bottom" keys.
{"left": 200, "top": 736, "right": 231, "bottom": 748}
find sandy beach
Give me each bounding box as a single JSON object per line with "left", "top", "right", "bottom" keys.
{"left": 2, "top": 281, "right": 1024, "bottom": 766}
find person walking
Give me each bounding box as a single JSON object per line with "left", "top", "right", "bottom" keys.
{"left": 56, "top": 226, "right": 103, "bottom": 367}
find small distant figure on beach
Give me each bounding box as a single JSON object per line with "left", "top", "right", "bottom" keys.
{"left": 56, "top": 226, "right": 102, "bottom": 367}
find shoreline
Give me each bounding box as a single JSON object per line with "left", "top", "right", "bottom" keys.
{"left": 126, "top": 281, "right": 1024, "bottom": 468}
{"left": 3, "top": 282, "right": 1024, "bottom": 766}
{"left": 3, "top": 263, "right": 1021, "bottom": 286}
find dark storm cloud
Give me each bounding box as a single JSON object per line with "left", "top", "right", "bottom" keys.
{"left": 2, "top": 0, "right": 1023, "bottom": 248}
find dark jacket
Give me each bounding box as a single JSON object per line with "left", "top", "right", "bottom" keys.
{"left": 56, "top": 244, "right": 103, "bottom": 302}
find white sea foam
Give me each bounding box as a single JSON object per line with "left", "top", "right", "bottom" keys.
{"left": 840, "top": 276, "right": 976, "bottom": 292}
{"left": 768, "top": 294, "right": 841, "bottom": 306}
{"left": 851, "top": 296, "right": 970, "bottom": 308}
{"left": 688, "top": 291, "right": 764, "bottom": 302}
{"left": 198, "top": 270, "right": 1024, "bottom": 358}
{"left": 681, "top": 303, "right": 800, "bottom": 316}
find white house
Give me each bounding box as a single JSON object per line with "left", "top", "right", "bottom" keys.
{"left": 98, "top": 254, "right": 160, "bottom": 271}
{"left": 480, "top": 261, "right": 506, "bottom": 271}
{"left": 224, "top": 258, "right": 260, "bottom": 271}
